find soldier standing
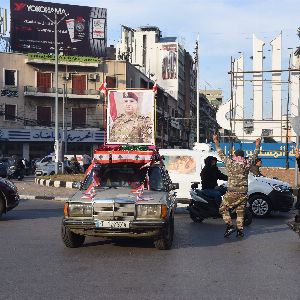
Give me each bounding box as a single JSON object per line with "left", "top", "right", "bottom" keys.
{"left": 109, "top": 92, "right": 153, "bottom": 144}
{"left": 213, "top": 134, "right": 261, "bottom": 238}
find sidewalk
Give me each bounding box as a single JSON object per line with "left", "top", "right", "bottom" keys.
{"left": 13, "top": 178, "right": 77, "bottom": 201}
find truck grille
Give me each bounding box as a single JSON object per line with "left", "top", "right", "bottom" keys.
{"left": 93, "top": 200, "right": 135, "bottom": 221}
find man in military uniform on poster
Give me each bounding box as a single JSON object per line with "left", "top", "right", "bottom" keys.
{"left": 213, "top": 134, "right": 261, "bottom": 238}
{"left": 109, "top": 92, "right": 153, "bottom": 144}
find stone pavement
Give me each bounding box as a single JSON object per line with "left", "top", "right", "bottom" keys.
{"left": 12, "top": 177, "right": 77, "bottom": 201}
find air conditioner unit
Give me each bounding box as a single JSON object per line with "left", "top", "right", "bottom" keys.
{"left": 88, "top": 73, "right": 99, "bottom": 81}
{"left": 62, "top": 73, "right": 71, "bottom": 80}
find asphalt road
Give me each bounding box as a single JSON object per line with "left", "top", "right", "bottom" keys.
{"left": 0, "top": 199, "right": 299, "bottom": 300}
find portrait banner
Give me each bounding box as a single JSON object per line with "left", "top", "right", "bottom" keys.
{"left": 107, "top": 90, "right": 155, "bottom": 145}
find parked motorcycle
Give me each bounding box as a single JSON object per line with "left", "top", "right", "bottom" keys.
{"left": 187, "top": 182, "right": 252, "bottom": 226}
{"left": 7, "top": 165, "right": 24, "bottom": 181}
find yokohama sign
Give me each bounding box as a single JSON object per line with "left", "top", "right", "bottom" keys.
{"left": 10, "top": 0, "right": 107, "bottom": 57}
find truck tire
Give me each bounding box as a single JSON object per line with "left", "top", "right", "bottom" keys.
{"left": 154, "top": 218, "right": 174, "bottom": 250}
{"left": 61, "top": 224, "right": 85, "bottom": 248}
{"left": 243, "top": 208, "right": 253, "bottom": 226}
{"left": 0, "top": 197, "right": 5, "bottom": 218}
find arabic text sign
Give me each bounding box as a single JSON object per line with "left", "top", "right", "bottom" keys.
{"left": 10, "top": 0, "right": 107, "bottom": 57}
{"left": 214, "top": 143, "right": 297, "bottom": 168}
{"left": 0, "top": 128, "right": 104, "bottom": 143}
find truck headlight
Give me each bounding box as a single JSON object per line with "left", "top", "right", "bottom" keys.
{"left": 136, "top": 204, "right": 167, "bottom": 219}
{"left": 68, "top": 203, "right": 92, "bottom": 217}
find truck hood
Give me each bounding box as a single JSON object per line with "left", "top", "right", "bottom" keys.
{"left": 70, "top": 187, "right": 168, "bottom": 204}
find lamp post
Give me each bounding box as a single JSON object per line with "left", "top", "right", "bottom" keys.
{"left": 43, "top": 12, "right": 67, "bottom": 174}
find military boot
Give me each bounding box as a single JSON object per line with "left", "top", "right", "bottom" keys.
{"left": 236, "top": 229, "right": 244, "bottom": 238}
{"left": 224, "top": 224, "right": 236, "bottom": 238}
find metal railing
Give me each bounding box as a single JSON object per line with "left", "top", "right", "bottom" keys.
{"left": 24, "top": 86, "right": 100, "bottom": 96}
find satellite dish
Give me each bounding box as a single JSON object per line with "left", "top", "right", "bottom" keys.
{"left": 290, "top": 116, "right": 300, "bottom": 135}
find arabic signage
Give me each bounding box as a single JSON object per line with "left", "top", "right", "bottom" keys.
{"left": 107, "top": 90, "right": 155, "bottom": 145}
{"left": 0, "top": 128, "right": 104, "bottom": 143}
{"left": 214, "top": 143, "right": 297, "bottom": 168}
{"left": 10, "top": 0, "right": 107, "bottom": 57}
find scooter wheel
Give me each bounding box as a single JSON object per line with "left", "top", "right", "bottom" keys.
{"left": 189, "top": 212, "right": 204, "bottom": 223}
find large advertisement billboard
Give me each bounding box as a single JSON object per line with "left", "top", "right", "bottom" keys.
{"left": 107, "top": 90, "right": 155, "bottom": 145}
{"left": 10, "top": 0, "right": 107, "bottom": 57}
{"left": 159, "top": 43, "right": 178, "bottom": 99}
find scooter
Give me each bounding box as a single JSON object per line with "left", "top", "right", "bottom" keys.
{"left": 7, "top": 165, "right": 24, "bottom": 181}
{"left": 187, "top": 182, "right": 252, "bottom": 226}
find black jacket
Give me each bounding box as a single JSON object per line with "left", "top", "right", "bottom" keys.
{"left": 200, "top": 156, "right": 228, "bottom": 189}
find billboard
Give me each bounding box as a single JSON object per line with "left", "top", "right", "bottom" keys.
{"left": 159, "top": 43, "right": 178, "bottom": 99}
{"left": 107, "top": 90, "right": 155, "bottom": 145}
{"left": 10, "top": 0, "right": 107, "bottom": 57}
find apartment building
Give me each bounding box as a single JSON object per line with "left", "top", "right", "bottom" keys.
{"left": 0, "top": 52, "right": 178, "bottom": 159}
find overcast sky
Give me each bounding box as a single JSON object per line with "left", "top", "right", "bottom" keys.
{"left": 3, "top": 0, "right": 300, "bottom": 105}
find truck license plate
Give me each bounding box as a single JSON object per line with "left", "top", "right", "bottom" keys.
{"left": 95, "top": 220, "right": 129, "bottom": 228}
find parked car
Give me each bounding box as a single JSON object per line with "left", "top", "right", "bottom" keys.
{"left": 0, "top": 157, "right": 14, "bottom": 178}
{"left": 61, "top": 146, "right": 178, "bottom": 250}
{"left": 0, "top": 177, "right": 20, "bottom": 218}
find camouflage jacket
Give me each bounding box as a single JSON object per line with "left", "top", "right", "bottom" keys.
{"left": 216, "top": 144, "right": 260, "bottom": 193}
{"left": 110, "top": 113, "right": 152, "bottom": 144}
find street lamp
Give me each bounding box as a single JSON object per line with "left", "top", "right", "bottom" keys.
{"left": 43, "top": 12, "right": 67, "bottom": 174}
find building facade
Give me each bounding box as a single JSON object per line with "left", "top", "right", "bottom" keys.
{"left": 116, "top": 25, "right": 197, "bottom": 147}
{"left": 0, "top": 52, "right": 179, "bottom": 159}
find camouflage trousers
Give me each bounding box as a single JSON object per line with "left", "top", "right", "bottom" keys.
{"left": 219, "top": 191, "right": 248, "bottom": 230}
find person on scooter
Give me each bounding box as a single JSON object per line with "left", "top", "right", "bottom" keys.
{"left": 200, "top": 156, "right": 228, "bottom": 207}
{"left": 213, "top": 134, "right": 261, "bottom": 238}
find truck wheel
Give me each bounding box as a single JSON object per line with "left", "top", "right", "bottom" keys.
{"left": 154, "top": 218, "right": 174, "bottom": 250}
{"left": 249, "top": 195, "right": 271, "bottom": 218}
{"left": 61, "top": 224, "right": 85, "bottom": 248}
{"left": 0, "top": 197, "right": 5, "bottom": 218}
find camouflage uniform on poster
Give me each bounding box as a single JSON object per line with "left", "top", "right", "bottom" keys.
{"left": 110, "top": 113, "right": 152, "bottom": 143}
{"left": 213, "top": 134, "right": 261, "bottom": 237}
{"left": 109, "top": 91, "right": 153, "bottom": 144}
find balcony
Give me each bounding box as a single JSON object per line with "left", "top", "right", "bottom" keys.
{"left": 24, "top": 86, "right": 101, "bottom": 99}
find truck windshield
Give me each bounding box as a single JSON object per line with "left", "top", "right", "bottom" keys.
{"left": 82, "top": 163, "right": 164, "bottom": 191}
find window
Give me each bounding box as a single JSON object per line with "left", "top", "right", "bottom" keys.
{"left": 37, "top": 106, "right": 52, "bottom": 126}
{"left": 72, "top": 107, "right": 86, "bottom": 127}
{"left": 4, "top": 69, "right": 17, "bottom": 86}
{"left": 140, "top": 78, "right": 148, "bottom": 88}
{"left": 4, "top": 104, "right": 17, "bottom": 121}
{"left": 37, "top": 72, "right": 52, "bottom": 92}
{"left": 106, "top": 76, "right": 117, "bottom": 88}
{"left": 72, "top": 75, "right": 87, "bottom": 95}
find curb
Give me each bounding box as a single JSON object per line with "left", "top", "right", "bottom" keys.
{"left": 20, "top": 194, "right": 69, "bottom": 201}
{"left": 35, "top": 178, "right": 77, "bottom": 189}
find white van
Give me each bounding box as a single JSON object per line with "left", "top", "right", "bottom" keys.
{"left": 160, "top": 144, "right": 294, "bottom": 217}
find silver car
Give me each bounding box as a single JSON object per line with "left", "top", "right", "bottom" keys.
{"left": 61, "top": 162, "right": 178, "bottom": 250}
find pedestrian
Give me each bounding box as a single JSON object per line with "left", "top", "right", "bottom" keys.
{"left": 70, "top": 155, "right": 81, "bottom": 174}
{"left": 213, "top": 134, "right": 261, "bottom": 238}
{"left": 82, "top": 152, "right": 92, "bottom": 172}
{"left": 250, "top": 158, "right": 263, "bottom": 176}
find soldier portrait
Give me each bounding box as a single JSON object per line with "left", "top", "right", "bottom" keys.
{"left": 107, "top": 90, "right": 155, "bottom": 145}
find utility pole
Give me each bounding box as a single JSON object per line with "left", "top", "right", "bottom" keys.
{"left": 43, "top": 12, "right": 67, "bottom": 174}
{"left": 194, "top": 35, "right": 200, "bottom": 143}
{"left": 286, "top": 52, "right": 292, "bottom": 169}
